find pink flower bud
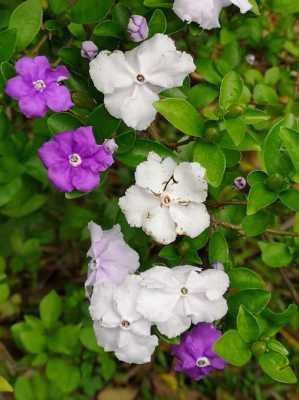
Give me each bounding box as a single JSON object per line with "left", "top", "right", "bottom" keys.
{"left": 127, "top": 15, "right": 149, "bottom": 43}
{"left": 81, "top": 41, "right": 98, "bottom": 60}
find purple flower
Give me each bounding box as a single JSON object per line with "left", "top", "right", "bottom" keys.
{"left": 171, "top": 323, "right": 225, "bottom": 380}
{"left": 127, "top": 15, "right": 149, "bottom": 42}
{"left": 5, "top": 56, "right": 73, "bottom": 118}
{"left": 81, "top": 41, "right": 98, "bottom": 60}
{"left": 38, "top": 127, "right": 115, "bottom": 192}
{"left": 233, "top": 176, "right": 246, "bottom": 190}
{"left": 86, "top": 222, "right": 140, "bottom": 292}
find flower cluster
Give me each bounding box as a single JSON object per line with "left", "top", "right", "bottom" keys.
{"left": 86, "top": 222, "right": 229, "bottom": 367}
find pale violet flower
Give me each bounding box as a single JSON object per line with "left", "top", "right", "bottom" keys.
{"left": 128, "top": 15, "right": 149, "bottom": 42}
{"left": 89, "top": 33, "right": 195, "bottom": 130}
{"left": 85, "top": 222, "right": 139, "bottom": 294}
{"left": 173, "top": 0, "right": 252, "bottom": 30}
{"left": 118, "top": 152, "right": 210, "bottom": 245}
{"left": 137, "top": 266, "right": 230, "bottom": 338}
{"left": 90, "top": 275, "right": 158, "bottom": 364}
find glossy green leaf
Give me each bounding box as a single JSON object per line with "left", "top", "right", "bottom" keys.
{"left": 247, "top": 183, "right": 278, "bottom": 215}
{"left": 237, "top": 305, "right": 260, "bottom": 343}
{"left": 219, "top": 71, "right": 243, "bottom": 112}
{"left": 214, "top": 329, "right": 251, "bottom": 366}
{"left": 39, "top": 290, "right": 62, "bottom": 329}
{"left": 71, "top": 0, "right": 113, "bottom": 24}
{"left": 208, "top": 231, "right": 229, "bottom": 263}
{"left": 279, "top": 189, "right": 299, "bottom": 211}
{"left": 258, "top": 241, "right": 293, "bottom": 268}
{"left": 0, "top": 376, "right": 13, "bottom": 393}
{"left": 149, "top": 9, "right": 167, "bottom": 35}
{"left": 258, "top": 351, "right": 297, "bottom": 384}
{"left": 280, "top": 127, "right": 299, "bottom": 174}
{"left": 228, "top": 268, "right": 265, "bottom": 290}
{"left": 224, "top": 116, "right": 246, "bottom": 145}
{"left": 46, "top": 358, "right": 81, "bottom": 393}
{"left": 228, "top": 289, "right": 271, "bottom": 316}
{"left": 242, "top": 211, "right": 273, "bottom": 237}
{"left": 0, "top": 29, "right": 16, "bottom": 62}
{"left": 47, "top": 113, "right": 82, "bottom": 134}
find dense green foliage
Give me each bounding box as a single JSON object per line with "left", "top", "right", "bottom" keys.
{"left": 0, "top": 0, "right": 299, "bottom": 399}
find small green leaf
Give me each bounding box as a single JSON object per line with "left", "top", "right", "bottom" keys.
{"left": 196, "top": 58, "right": 222, "bottom": 85}
{"left": 47, "top": 113, "right": 82, "bottom": 134}
{"left": 279, "top": 189, "right": 299, "bottom": 211}
{"left": 154, "top": 98, "right": 204, "bottom": 137}
{"left": 20, "top": 331, "right": 46, "bottom": 354}
{"left": 258, "top": 351, "right": 297, "bottom": 384}
{"left": 9, "top": 0, "right": 42, "bottom": 51}
{"left": 228, "top": 268, "right": 265, "bottom": 290}
{"left": 228, "top": 289, "right": 271, "bottom": 316}
{"left": 242, "top": 211, "right": 273, "bottom": 237}
{"left": 219, "top": 71, "right": 243, "bottom": 112}
{"left": 0, "top": 376, "right": 13, "bottom": 393}
{"left": 280, "top": 127, "right": 299, "bottom": 174}
{"left": 193, "top": 141, "right": 226, "bottom": 187}
{"left": 187, "top": 83, "right": 218, "bottom": 108}
{"left": 258, "top": 241, "right": 293, "bottom": 268}
{"left": 15, "top": 377, "right": 34, "bottom": 400}
{"left": 261, "top": 305, "right": 297, "bottom": 336}
{"left": 247, "top": 183, "right": 278, "bottom": 215}
{"left": 39, "top": 290, "right": 62, "bottom": 329}
{"left": 46, "top": 358, "right": 81, "bottom": 393}
{"left": 149, "top": 9, "right": 167, "bottom": 35}
{"left": 213, "top": 329, "right": 251, "bottom": 366}
{"left": 237, "top": 305, "right": 260, "bottom": 343}
{"left": 268, "top": 339, "right": 289, "bottom": 356}
{"left": 87, "top": 104, "right": 120, "bottom": 141}
{"left": 71, "top": 0, "right": 113, "bottom": 24}
{"left": 224, "top": 116, "right": 246, "bottom": 145}
{"left": 144, "top": 0, "right": 172, "bottom": 8}
{"left": 80, "top": 326, "right": 99, "bottom": 352}
{"left": 0, "top": 29, "right": 16, "bottom": 62}
{"left": 208, "top": 231, "right": 229, "bottom": 263}
{"left": 253, "top": 84, "right": 278, "bottom": 105}
{"left": 93, "top": 20, "right": 122, "bottom": 38}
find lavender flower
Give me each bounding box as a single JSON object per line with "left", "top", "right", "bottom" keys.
{"left": 127, "top": 15, "right": 149, "bottom": 42}
{"left": 234, "top": 176, "right": 246, "bottom": 190}
{"left": 5, "top": 56, "right": 73, "bottom": 118}
{"left": 38, "top": 127, "right": 115, "bottom": 192}
{"left": 171, "top": 323, "right": 225, "bottom": 380}
{"left": 81, "top": 41, "right": 98, "bottom": 60}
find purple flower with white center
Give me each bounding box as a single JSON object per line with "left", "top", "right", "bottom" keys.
{"left": 38, "top": 127, "right": 115, "bottom": 193}
{"left": 234, "top": 176, "right": 246, "bottom": 190}
{"left": 5, "top": 56, "right": 73, "bottom": 118}
{"left": 127, "top": 15, "right": 149, "bottom": 42}
{"left": 171, "top": 323, "right": 225, "bottom": 380}
{"left": 81, "top": 41, "right": 99, "bottom": 60}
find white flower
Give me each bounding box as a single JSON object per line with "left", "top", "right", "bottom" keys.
{"left": 137, "top": 265, "right": 229, "bottom": 338}
{"left": 118, "top": 152, "right": 210, "bottom": 245}
{"left": 173, "top": 0, "right": 252, "bottom": 30}
{"left": 89, "top": 33, "right": 195, "bottom": 130}
{"left": 90, "top": 275, "right": 158, "bottom": 364}
{"left": 85, "top": 222, "right": 139, "bottom": 295}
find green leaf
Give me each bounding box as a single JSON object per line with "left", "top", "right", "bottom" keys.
{"left": 144, "top": 0, "right": 172, "bottom": 8}
{"left": 228, "top": 289, "right": 271, "bottom": 316}
{"left": 149, "top": 9, "right": 167, "bottom": 35}
{"left": 71, "top": 0, "right": 113, "bottom": 24}
{"left": 237, "top": 305, "right": 260, "bottom": 343}
{"left": 213, "top": 329, "right": 251, "bottom": 366}
{"left": 248, "top": 0, "right": 260, "bottom": 15}
{"left": 0, "top": 376, "right": 13, "bottom": 392}
{"left": 116, "top": 130, "right": 136, "bottom": 154}
{"left": 279, "top": 189, "right": 299, "bottom": 211}
{"left": 261, "top": 305, "right": 297, "bottom": 335}
{"left": 49, "top": 0, "right": 69, "bottom": 15}
{"left": 80, "top": 326, "right": 99, "bottom": 352}
{"left": 154, "top": 98, "right": 204, "bottom": 137}
{"left": 46, "top": 358, "right": 81, "bottom": 393}
{"left": 48, "top": 324, "right": 80, "bottom": 355}
{"left": 247, "top": 183, "right": 278, "bottom": 215}
{"left": 196, "top": 58, "right": 222, "bottom": 85}
{"left": 243, "top": 108, "right": 270, "bottom": 125}
{"left": 258, "top": 241, "right": 293, "bottom": 268}
{"left": 263, "top": 115, "right": 296, "bottom": 176}
{"left": 193, "top": 141, "right": 226, "bottom": 187}
{"left": 264, "top": 67, "right": 280, "bottom": 85}
{"left": 116, "top": 139, "right": 175, "bottom": 167}
{"left": 224, "top": 116, "right": 246, "bottom": 145}
{"left": 87, "top": 104, "right": 120, "bottom": 141}
{"left": 271, "top": 0, "right": 299, "bottom": 14}
{"left": 268, "top": 339, "right": 289, "bottom": 356}
{"left": 47, "top": 113, "right": 81, "bottom": 134}
{"left": 9, "top": 0, "right": 42, "bottom": 51}
{"left": 20, "top": 331, "right": 46, "bottom": 354}
{"left": 65, "top": 191, "right": 88, "bottom": 200}
{"left": 258, "top": 352, "right": 297, "bottom": 384}
{"left": 242, "top": 211, "right": 273, "bottom": 237}
{"left": 187, "top": 83, "right": 218, "bottom": 108}
{"left": 39, "top": 290, "right": 62, "bottom": 329}
{"left": 0, "top": 29, "right": 16, "bottom": 62}
{"left": 280, "top": 127, "right": 299, "bottom": 174}
{"left": 253, "top": 84, "right": 278, "bottom": 105}
{"left": 219, "top": 71, "right": 243, "bottom": 112}
{"left": 208, "top": 231, "right": 229, "bottom": 263}
{"left": 93, "top": 20, "right": 122, "bottom": 38}
{"left": 228, "top": 268, "right": 265, "bottom": 290}
{"left": 0, "top": 283, "right": 9, "bottom": 303}
{"left": 15, "top": 377, "right": 34, "bottom": 400}
{"left": 0, "top": 178, "right": 22, "bottom": 207}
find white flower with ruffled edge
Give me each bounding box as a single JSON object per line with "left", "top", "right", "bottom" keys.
{"left": 90, "top": 275, "right": 158, "bottom": 364}
{"left": 89, "top": 33, "right": 195, "bottom": 130}
{"left": 137, "top": 265, "right": 229, "bottom": 338}
{"left": 118, "top": 152, "right": 210, "bottom": 245}
{"left": 173, "top": 0, "right": 252, "bottom": 30}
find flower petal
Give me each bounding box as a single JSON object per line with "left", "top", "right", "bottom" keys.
{"left": 135, "top": 152, "right": 177, "bottom": 194}
{"left": 169, "top": 202, "right": 210, "bottom": 238}
{"left": 5, "top": 76, "right": 32, "bottom": 99}
{"left": 119, "top": 185, "right": 159, "bottom": 228}
{"left": 167, "top": 162, "right": 208, "bottom": 203}
{"left": 45, "top": 82, "right": 73, "bottom": 112}
{"left": 140, "top": 265, "right": 180, "bottom": 290}
{"left": 143, "top": 205, "right": 177, "bottom": 244}
{"left": 186, "top": 269, "right": 230, "bottom": 297}
{"left": 114, "top": 275, "right": 142, "bottom": 322}
{"left": 18, "top": 94, "right": 48, "bottom": 118}
{"left": 72, "top": 126, "right": 96, "bottom": 156}
{"left": 187, "top": 295, "right": 228, "bottom": 324}
{"left": 71, "top": 167, "right": 99, "bottom": 192}
{"left": 89, "top": 283, "right": 115, "bottom": 321}
{"left": 47, "top": 162, "right": 74, "bottom": 192}
{"left": 15, "top": 56, "right": 50, "bottom": 81}
{"left": 115, "top": 334, "right": 158, "bottom": 364}
{"left": 93, "top": 322, "right": 120, "bottom": 351}
{"left": 46, "top": 65, "right": 70, "bottom": 83}
{"left": 173, "top": 0, "right": 222, "bottom": 30}
{"left": 53, "top": 131, "right": 73, "bottom": 156}
{"left": 38, "top": 139, "right": 67, "bottom": 169}
{"left": 230, "top": 0, "right": 252, "bottom": 13}
{"left": 89, "top": 50, "right": 134, "bottom": 94}
{"left": 157, "top": 315, "right": 191, "bottom": 338}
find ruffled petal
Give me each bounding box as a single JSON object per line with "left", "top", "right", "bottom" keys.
{"left": 185, "top": 295, "right": 228, "bottom": 324}
{"left": 143, "top": 205, "right": 177, "bottom": 244}
{"left": 186, "top": 269, "right": 230, "bottom": 298}
{"left": 119, "top": 185, "right": 159, "bottom": 228}
{"left": 45, "top": 82, "right": 73, "bottom": 112}
{"left": 135, "top": 152, "right": 177, "bottom": 194}
{"left": 53, "top": 131, "right": 73, "bottom": 156}
{"left": 38, "top": 139, "right": 67, "bottom": 168}
{"left": 140, "top": 266, "right": 180, "bottom": 290}
{"left": 89, "top": 283, "right": 115, "bottom": 321}
{"left": 115, "top": 334, "right": 158, "bottom": 364}
{"left": 104, "top": 86, "right": 134, "bottom": 120}
{"left": 167, "top": 162, "right": 208, "bottom": 203}
{"left": 71, "top": 167, "right": 99, "bottom": 192}
{"left": 230, "top": 0, "right": 252, "bottom": 13}
{"left": 169, "top": 202, "right": 210, "bottom": 238}
{"left": 89, "top": 50, "right": 134, "bottom": 94}
{"left": 46, "top": 65, "right": 70, "bottom": 83}
{"left": 157, "top": 315, "right": 191, "bottom": 338}
{"left": 47, "top": 162, "right": 73, "bottom": 192}
{"left": 93, "top": 322, "right": 120, "bottom": 351}
{"left": 18, "top": 94, "right": 48, "bottom": 118}
{"left": 114, "top": 275, "right": 142, "bottom": 322}
{"left": 72, "top": 126, "right": 97, "bottom": 157}
{"left": 15, "top": 56, "right": 50, "bottom": 81}
{"left": 5, "top": 76, "right": 32, "bottom": 99}
{"left": 173, "top": 0, "right": 222, "bottom": 30}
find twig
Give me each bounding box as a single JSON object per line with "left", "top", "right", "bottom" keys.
{"left": 279, "top": 269, "right": 299, "bottom": 306}
{"left": 28, "top": 34, "right": 48, "bottom": 56}
{"left": 280, "top": 329, "right": 299, "bottom": 353}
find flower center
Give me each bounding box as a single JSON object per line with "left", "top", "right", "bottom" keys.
{"left": 180, "top": 287, "right": 188, "bottom": 295}
{"left": 196, "top": 357, "right": 210, "bottom": 368}
{"left": 69, "top": 153, "right": 82, "bottom": 167}
{"left": 136, "top": 74, "right": 145, "bottom": 83}
{"left": 33, "top": 79, "right": 46, "bottom": 92}
{"left": 160, "top": 193, "right": 171, "bottom": 207}
{"left": 120, "top": 320, "right": 130, "bottom": 328}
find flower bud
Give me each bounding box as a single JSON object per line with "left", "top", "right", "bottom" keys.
{"left": 212, "top": 262, "right": 224, "bottom": 271}
{"left": 246, "top": 54, "right": 256, "bottom": 65}
{"left": 81, "top": 41, "right": 98, "bottom": 60}
{"left": 234, "top": 176, "right": 246, "bottom": 190}
{"left": 103, "top": 138, "right": 118, "bottom": 154}
{"left": 127, "top": 15, "right": 149, "bottom": 43}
